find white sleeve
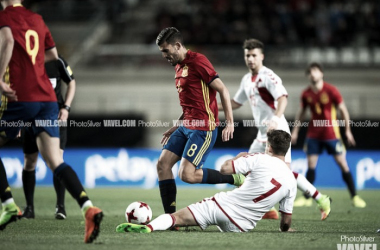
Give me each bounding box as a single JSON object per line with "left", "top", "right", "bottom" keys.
{"left": 278, "top": 185, "right": 296, "bottom": 214}
{"left": 233, "top": 77, "right": 248, "bottom": 105}
{"left": 264, "top": 74, "right": 288, "bottom": 100}
{"left": 232, "top": 154, "right": 259, "bottom": 175}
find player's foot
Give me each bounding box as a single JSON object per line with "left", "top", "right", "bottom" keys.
{"left": 22, "top": 205, "right": 35, "bottom": 219}
{"left": 293, "top": 196, "right": 313, "bottom": 207}
{"left": 0, "top": 203, "right": 22, "bottom": 230}
{"left": 262, "top": 207, "right": 279, "bottom": 220}
{"left": 116, "top": 223, "right": 152, "bottom": 233}
{"left": 316, "top": 195, "right": 332, "bottom": 221}
{"left": 352, "top": 195, "right": 366, "bottom": 208}
{"left": 55, "top": 204, "right": 66, "bottom": 220}
{"left": 232, "top": 174, "right": 245, "bottom": 187}
{"left": 84, "top": 206, "right": 103, "bottom": 243}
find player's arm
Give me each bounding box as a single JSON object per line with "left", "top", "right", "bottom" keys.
{"left": 57, "top": 57, "right": 76, "bottom": 121}
{"left": 291, "top": 104, "right": 307, "bottom": 145}
{"left": 59, "top": 78, "right": 76, "bottom": 121}
{"left": 268, "top": 96, "right": 288, "bottom": 131}
{"left": 0, "top": 26, "right": 17, "bottom": 101}
{"left": 45, "top": 47, "right": 58, "bottom": 62}
{"left": 280, "top": 213, "right": 293, "bottom": 232}
{"left": 220, "top": 152, "right": 249, "bottom": 174}
{"left": 210, "top": 78, "right": 234, "bottom": 142}
{"left": 338, "top": 101, "right": 356, "bottom": 146}
{"left": 160, "top": 113, "right": 184, "bottom": 145}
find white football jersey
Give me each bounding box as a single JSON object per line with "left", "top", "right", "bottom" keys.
{"left": 233, "top": 66, "right": 289, "bottom": 140}
{"left": 213, "top": 153, "right": 297, "bottom": 230}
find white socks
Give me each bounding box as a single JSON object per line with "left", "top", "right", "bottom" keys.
{"left": 2, "top": 198, "right": 15, "bottom": 207}
{"left": 295, "top": 173, "right": 321, "bottom": 200}
{"left": 149, "top": 214, "right": 175, "bottom": 231}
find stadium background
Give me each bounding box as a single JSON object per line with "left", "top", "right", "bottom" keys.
{"left": 3, "top": 0, "right": 380, "bottom": 190}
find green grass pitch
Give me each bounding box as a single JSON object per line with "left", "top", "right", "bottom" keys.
{"left": 1, "top": 188, "right": 379, "bottom": 250}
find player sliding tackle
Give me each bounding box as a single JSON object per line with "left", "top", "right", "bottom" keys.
{"left": 220, "top": 38, "right": 331, "bottom": 220}
{"left": 117, "top": 130, "right": 296, "bottom": 233}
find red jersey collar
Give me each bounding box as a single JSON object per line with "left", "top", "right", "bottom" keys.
{"left": 5, "top": 3, "right": 23, "bottom": 10}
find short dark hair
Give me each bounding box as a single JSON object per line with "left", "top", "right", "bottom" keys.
{"left": 243, "top": 39, "right": 264, "bottom": 53}
{"left": 156, "top": 27, "right": 183, "bottom": 46}
{"left": 267, "top": 130, "right": 291, "bottom": 156}
{"left": 305, "top": 62, "right": 323, "bottom": 75}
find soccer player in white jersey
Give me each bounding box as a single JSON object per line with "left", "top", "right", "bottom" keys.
{"left": 220, "top": 38, "right": 331, "bottom": 220}
{"left": 116, "top": 130, "right": 296, "bottom": 233}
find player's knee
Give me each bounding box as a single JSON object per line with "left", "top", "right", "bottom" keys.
{"left": 178, "top": 170, "right": 197, "bottom": 184}
{"left": 24, "top": 153, "right": 38, "bottom": 171}
{"left": 156, "top": 158, "right": 170, "bottom": 175}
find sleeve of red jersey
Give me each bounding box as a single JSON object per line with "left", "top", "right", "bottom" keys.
{"left": 44, "top": 23, "right": 55, "bottom": 50}
{"left": 0, "top": 12, "right": 9, "bottom": 28}
{"left": 330, "top": 85, "right": 343, "bottom": 105}
{"left": 194, "top": 54, "right": 219, "bottom": 85}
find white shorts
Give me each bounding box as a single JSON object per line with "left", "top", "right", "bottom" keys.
{"left": 187, "top": 197, "right": 248, "bottom": 232}
{"left": 248, "top": 139, "right": 292, "bottom": 164}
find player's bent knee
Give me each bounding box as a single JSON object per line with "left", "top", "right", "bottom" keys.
{"left": 179, "top": 170, "right": 197, "bottom": 184}
{"left": 156, "top": 158, "right": 172, "bottom": 175}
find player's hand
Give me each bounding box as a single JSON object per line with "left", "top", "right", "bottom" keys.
{"left": 345, "top": 130, "right": 356, "bottom": 147}
{"left": 58, "top": 109, "right": 69, "bottom": 121}
{"left": 161, "top": 126, "right": 178, "bottom": 145}
{"left": 0, "top": 81, "right": 17, "bottom": 101}
{"left": 267, "top": 120, "right": 278, "bottom": 131}
{"left": 267, "top": 116, "right": 280, "bottom": 131}
{"left": 222, "top": 121, "right": 234, "bottom": 142}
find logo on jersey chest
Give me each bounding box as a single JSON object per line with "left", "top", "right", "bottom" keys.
{"left": 181, "top": 65, "right": 188, "bottom": 77}
{"left": 320, "top": 92, "right": 329, "bottom": 104}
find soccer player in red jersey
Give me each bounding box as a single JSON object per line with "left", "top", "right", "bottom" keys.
{"left": 291, "top": 62, "right": 366, "bottom": 208}
{"left": 155, "top": 27, "right": 243, "bottom": 215}
{"left": 0, "top": 0, "right": 102, "bottom": 242}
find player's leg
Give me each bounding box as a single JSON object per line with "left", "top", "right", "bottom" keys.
{"left": 21, "top": 128, "right": 39, "bottom": 219}
{"left": 116, "top": 208, "right": 197, "bottom": 233}
{"left": 37, "top": 131, "right": 103, "bottom": 242}
{"left": 294, "top": 138, "right": 321, "bottom": 207}
{"left": 329, "top": 140, "right": 366, "bottom": 208}
{"left": 0, "top": 137, "right": 22, "bottom": 230}
{"left": 178, "top": 128, "right": 241, "bottom": 185}
{"left": 157, "top": 149, "right": 181, "bottom": 214}
{"left": 35, "top": 102, "right": 102, "bottom": 243}
{"left": 22, "top": 152, "right": 38, "bottom": 219}
{"left": 54, "top": 126, "right": 68, "bottom": 220}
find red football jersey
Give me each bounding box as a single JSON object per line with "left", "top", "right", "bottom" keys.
{"left": 174, "top": 50, "right": 219, "bottom": 131}
{"left": 301, "top": 82, "right": 343, "bottom": 140}
{"left": 0, "top": 4, "right": 56, "bottom": 102}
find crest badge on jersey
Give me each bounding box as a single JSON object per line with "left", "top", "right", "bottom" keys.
{"left": 182, "top": 65, "right": 188, "bottom": 77}
{"left": 320, "top": 92, "right": 329, "bottom": 104}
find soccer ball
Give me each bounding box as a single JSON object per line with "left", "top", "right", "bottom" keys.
{"left": 125, "top": 201, "right": 152, "bottom": 225}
